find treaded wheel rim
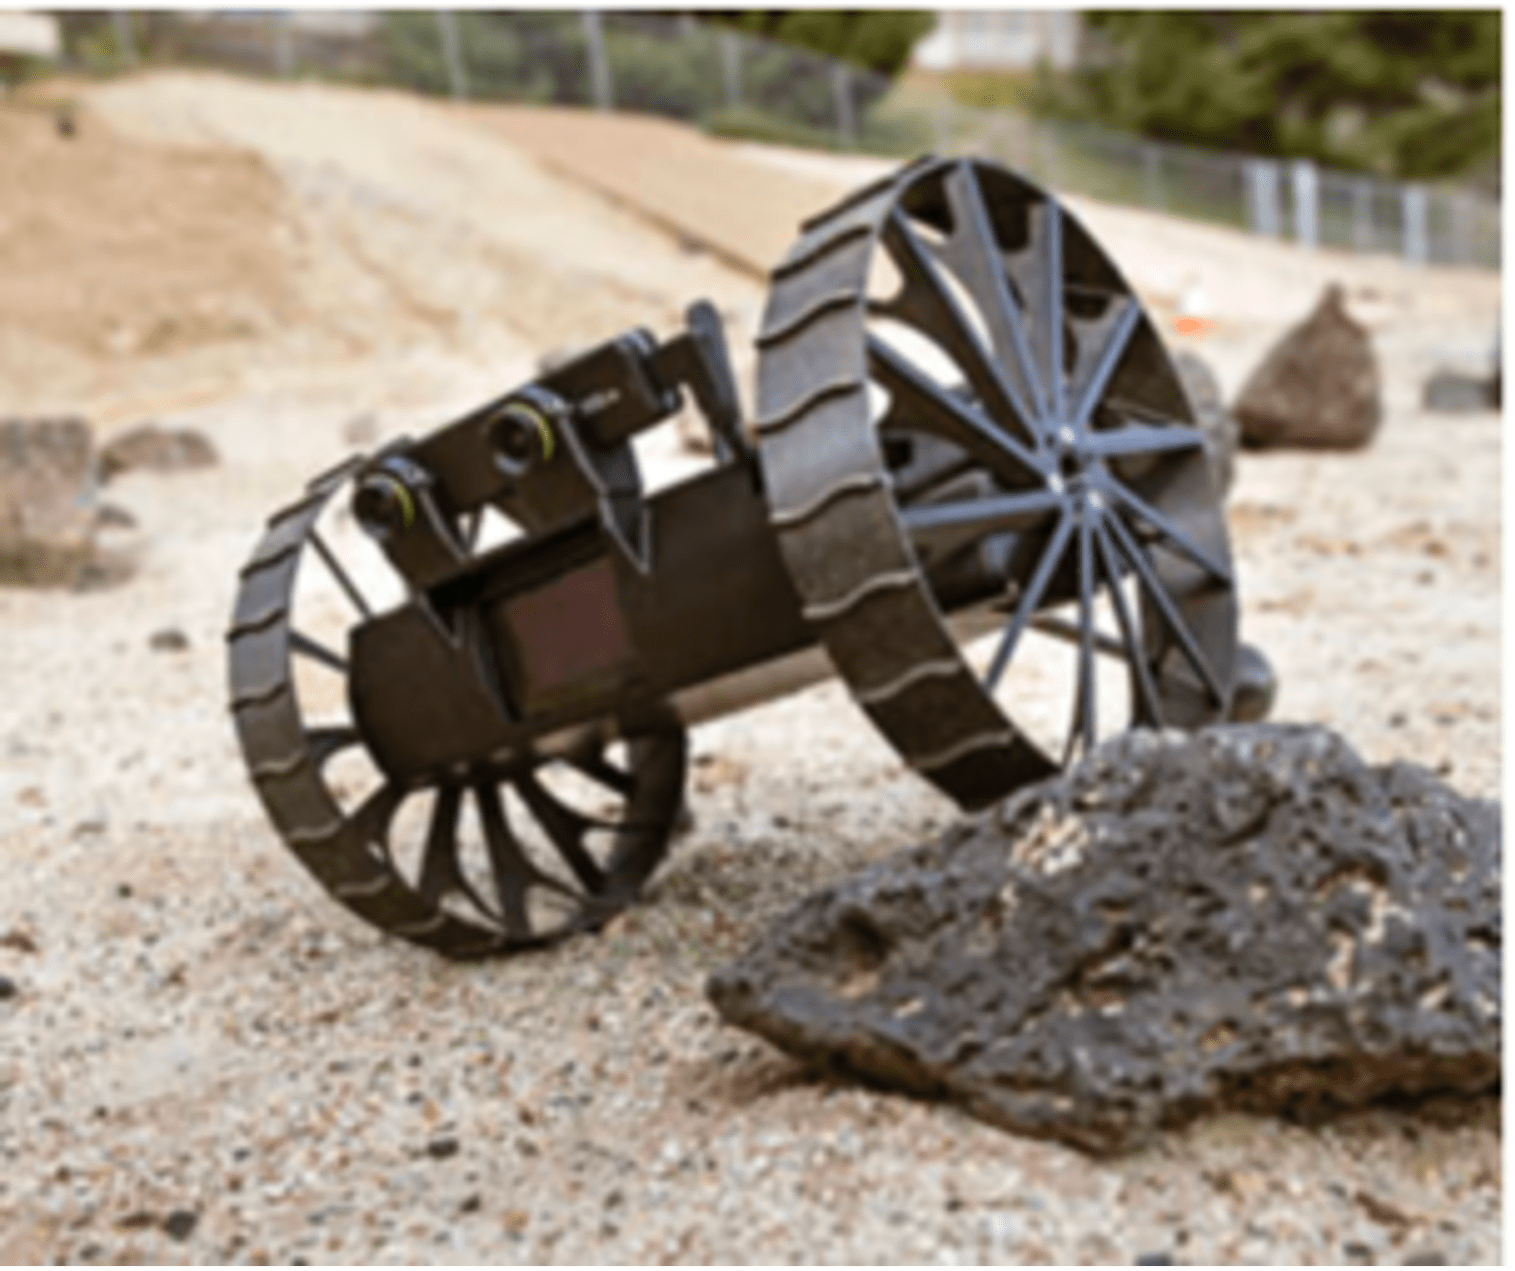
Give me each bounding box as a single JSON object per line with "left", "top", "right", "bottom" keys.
{"left": 226, "top": 462, "right": 687, "bottom": 959}
{"left": 755, "top": 156, "right": 1238, "bottom": 809}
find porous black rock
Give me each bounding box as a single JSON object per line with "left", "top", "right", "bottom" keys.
{"left": 707, "top": 725, "right": 1500, "bottom": 1154}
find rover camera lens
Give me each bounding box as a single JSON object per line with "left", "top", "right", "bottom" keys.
{"left": 352, "top": 474, "right": 412, "bottom": 541}
{"left": 490, "top": 402, "right": 551, "bottom": 478}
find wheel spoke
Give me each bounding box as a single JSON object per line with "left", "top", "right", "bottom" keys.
{"left": 473, "top": 781, "right": 535, "bottom": 938}
{"left": 984, "top": 506, "right": 1076, "bottom": 692}
{"left": 515, "top": 771, "right": 607, "bottom": 894}
{"left": 903, "top": 487, "right": 1063, "bottom": 548}
{"left": 462, "top": 510, "right": 482, "bottom": 553}
{"left": 1093, "top": 522, "right": 1165, "bottom": 728}
{"left": 880, "top": 437, "right": 977, "bottom": 508}
{"left": 416, "top": 784, "right": 467, "bottom": 905}
{"left": 1071, "top": 508, "right": 1098, "bottom": 759}
{"left": 289, "top": 628, "right": 347, "bottom": 674}
{"left": 309, "top": 529, "right": 372, "bottom": 620}
{"left": 879, "top": 211, "right": 1040, "bottom": 452}
{"left": 867, "top": 335, "right": 1043, "bottom": 482}
{"left": 1028, "top": 613, "right": 1127, "bottom": 660}
{"left": 1104, "top": 476, "right": 1233, "bottom": 586}
{"left": 1069, "top": 298, "right": 1142, "bottom": 434}
{"left": 566, "top": 747, "right": 635, "bottom": 798}
{"left": 306, "top": 725, "right": 360, "bottom": 768}
{"left": 1104, "top": 510, "right": 1228, "bottom": 708}
{"left": 940, "top": 161, "right": 1049, "bottom": 433}
{"left": 1085, "top": 422, "right": 1206, "bottom": 460}
{"left": 349, "top": 781, "right": 404, "bottom": 859}
{"left": 1024, "top": 199, "right": 1066, "bottom": 427}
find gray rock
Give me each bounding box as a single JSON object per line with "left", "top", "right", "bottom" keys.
{"left": 707, "top": 724, "right": 1500, "bottom": 1155}
{"left": 1172, "top": 350, "right": 1237, "bottom": 499}
{"left": 161, "top": 1209, "right": 198, "bottom": 1242}
{"left": 99, "top": 424, "right": 218, "bottom": 481}
{"left": 0, "top": 416, "right": 98, "bottom": 586}
{"left": 1235, "top": 285, "right": 1382, "bottom": 449}
{"left": 1422, "top": 368, "right": 1498, "bottom": 414}
{"left": 148, "top": 627, "right": 190, "bottom": 653}
{"left": 94, "top": 502, "right": 137, "bottom": 530}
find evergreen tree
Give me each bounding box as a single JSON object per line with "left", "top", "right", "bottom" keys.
{"left": 1027, "top": 10, "right": 1500, "bottom": 182}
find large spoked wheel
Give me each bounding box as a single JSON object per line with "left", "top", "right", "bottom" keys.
{"left": 755, "top": 157, "right": 1238, "bottom": 809}
{"left": 227, "top": 462, "right": 686, "bottom": 959}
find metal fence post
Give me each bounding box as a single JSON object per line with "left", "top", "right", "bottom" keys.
{"left": 1351, "top": 179, "right": 1372, "bottom": 254}
{"left": 1402, "top": 184, "right": 1428, "bottom": 266}
{"left": 111, "top": 11, "right": 138, "bottom": 66}
{"left": 1451, "top": 193, "right": 1474, "bottom": 268}
{"left": 582, "top": 10, "right": 614, "bottom": 111}
{"left": 434, "top": 10, "right": 468, "bottom": 100}
{"left": 272, "top": 12, "right": 293, "bottom": 79}
{"left": 1245, "top": 160, "right": 1281, "bottom": 238}
{"left": 832, "top": 63, "right": 856, "bottom": 150}
{"left": 1291, "top": 159, "right": 1318, "bottom": 249}
{"left": 720, "top": 31, "right": 742, "bottom": 109}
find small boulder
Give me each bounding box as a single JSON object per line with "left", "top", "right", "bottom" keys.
{"left": 95, "top": 502, "right": 137, "bottom": 530}
{"left": 0, "top": 416, "right": 97, "bottom": 586}
{"left": 148, "top": 627, "right": 190, "bottom": 653}
{"left": 99, "top": 424, "right": 218, "bottom": 481}
{"left": 1235, "top": 285, "right": 1382, "bottom": 449}
{"left": 708, "top": 724, "right": 1499, "bottom": 1155}
{"left": 1423, "top": 332, "right": 1500, "bottom": 414}
{"left": 1422, "top": 369, "right": 1497, "bottom": 413}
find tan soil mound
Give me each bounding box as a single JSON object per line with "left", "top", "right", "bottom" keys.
{"left": 0, "top": 103, "right": 293, "bottom": 360}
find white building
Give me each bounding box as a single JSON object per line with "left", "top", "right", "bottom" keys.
{"left": 913, "top": 10, "right": 1081, "bottom": 73}
{"left": 0, "top": 10, "right": 60, "bottom": 60}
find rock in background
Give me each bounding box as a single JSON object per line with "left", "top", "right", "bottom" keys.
{"left": 1423, "top": 368, "right": 1499, "bottom": 413}
{"left": 1172, "top": 349, "right": 1238, "bottom": 498}
{"left": 0, "top": 416, "right": 98, "bottom": 586}
{"left": 1235, "top": 284, "right": 1382, "bottom": 449}
{"left": 1423, "top": 330, "right": 1501, "bottom": 412}
{"left": 99, "top": 423, "right": 218, "bottom": 481}
{"left": 708, "top": 724, "right": 1500, "bottom": 1155}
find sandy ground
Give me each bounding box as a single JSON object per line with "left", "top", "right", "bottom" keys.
{"left": 0, "top": 72, "right": 1502, "bottom": 1264}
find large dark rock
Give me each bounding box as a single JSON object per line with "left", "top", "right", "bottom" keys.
{"left": 708, "top": 725, "right": 1500, "bottom": 1155}
{"left": 1235, "top": 285, "right": 1382, "bottom": 449}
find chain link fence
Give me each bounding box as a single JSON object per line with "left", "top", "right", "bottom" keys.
{"left": 83, "top": 9, "right": 1500, "bottom": 271}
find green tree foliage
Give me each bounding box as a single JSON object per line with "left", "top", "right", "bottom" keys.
{"left": 696, "top": 9, "right": 934, "bottom": 77}
{"left": 1026, "top": 10, "right": 1500, "bottom": 181}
